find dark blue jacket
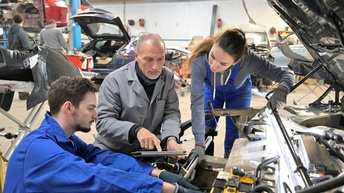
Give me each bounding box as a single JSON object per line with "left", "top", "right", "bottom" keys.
{"left": 4, "top": 112, "right": 163, "bottom": 193}
{"left": 7, "top": 24, "right": 30, "bottom": 51}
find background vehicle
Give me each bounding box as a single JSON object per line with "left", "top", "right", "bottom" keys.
{"left": 242, "top": 25, "right": 310, "bottom": 91}
{"left": 0, "top": 0, "right": 89, "bottom": 32}
{"left": 115, "top": 35, "right": 191, "bottom": 72}
{"left": 0, "top": 0, "right": 92, "bottom": 48}
{"left": 72, "top": 9, "right": 192, "bottom": 84}
{"left": 241, "top": 24, "right": 275, "bottom": 90}
{"left": 271, "top": 31, "right": 310, "bottom": 69}
{"left": 71, "top": 8, "right": 131, "bottom": 83}
{"left": 245, "top": 29, "right": 272, "bottom": 58}
{"left": 113, "top": 35, "right": 139, "bottom": 70}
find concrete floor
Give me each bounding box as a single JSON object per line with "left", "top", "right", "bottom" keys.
{"left": 0, "top": 80, "right": 336, "bottom": 162}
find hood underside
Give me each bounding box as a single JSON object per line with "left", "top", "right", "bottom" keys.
{"left": 71, "top": 8, "right": 131, "bottom": 42}
{"left": 267, "top": 0, "right": 344, "bottom": 91}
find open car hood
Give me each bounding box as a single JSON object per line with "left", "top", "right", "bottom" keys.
{"left": 267, "top": 0, "right": 344, "bottom": 91}
{"left": 71, "top": 8, "right": 131, "bottom": 42}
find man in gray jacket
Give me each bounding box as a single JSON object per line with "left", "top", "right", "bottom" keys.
{"left": 39, "top": 19, "right": 68, "bottom": 54}
{"left": 94, "top": 33, "right": 185, "bottom": 159}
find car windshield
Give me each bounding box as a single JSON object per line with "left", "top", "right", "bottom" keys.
{"left": 245, "top": 32, "right": 269, "bottom": 46}
{"left": 87, "top": 23, "right": 122, "bottom": 37}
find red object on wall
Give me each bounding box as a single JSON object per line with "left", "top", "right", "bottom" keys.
{"left": 139, "top": 19, "right": 145, "bottom": 27}
{"left": 217, "top": 19, "right": 222, "bottom": 28}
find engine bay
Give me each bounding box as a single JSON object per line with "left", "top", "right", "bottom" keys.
{"left": 173, "top": 1, "right": 344, "bottom": 192}
{"left": 183, "top": 105, "right": 344, "bottom": 193}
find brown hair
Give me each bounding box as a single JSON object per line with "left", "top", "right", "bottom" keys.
{"left": 187, "top": 28, "right": 248, "bottom": 71}
{"left": 13, "top": 14, "right": 24, "bottom": 24}
{"left": 48, "top": 76, "right": 98, "bottom": 115}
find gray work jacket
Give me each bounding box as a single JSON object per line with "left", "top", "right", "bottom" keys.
{"left": 94, "top": 61, "right": 181, "bottom": 154}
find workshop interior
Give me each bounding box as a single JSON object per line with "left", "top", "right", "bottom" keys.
{"left": 1, "top": 0, "right": 344, "bottom": 192}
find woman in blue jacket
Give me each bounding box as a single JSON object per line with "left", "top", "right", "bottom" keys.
{"left": 187, "top": 28, "right": 294, "bottom": 158}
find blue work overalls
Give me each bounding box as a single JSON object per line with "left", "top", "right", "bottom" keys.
{"left": 203, "top": 62, "right": 252, "bottom": 157}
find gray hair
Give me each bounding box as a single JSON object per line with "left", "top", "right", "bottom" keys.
{"left": 136, "top": 33, "right": 166, "bottom": 53}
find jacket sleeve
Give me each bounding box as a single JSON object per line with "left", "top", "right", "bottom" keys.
{"left": 23, "top": 138, "right": 163, "bottom": 193}
{"left": 190, "top": 57, "right": 208, "bottom": 145}
{"left": 243, "top": 50, "right": 295, "bottom": 91}
{"left": 96, "top": 73, "right": 137, "bottom": 149}
{"left": 160, "top": 69, "right": 181, "bottom": 141}
{"left": 74, "top": 135, "right": 154, "bottom": 173}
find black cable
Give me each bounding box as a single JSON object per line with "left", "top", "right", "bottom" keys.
{"left": 311, "top": 175, "right": 332, "bottom": 184}
{"left": 255, "top": 155, "right": 280, "bottom": 184}
{"left": 283, "top": 182, "right": 292, "bottom": 193}
{"left": 250, "top": 185, "right": 275, "bottom": 193}
{"left": 317, "top": 137, "right": 344, "bottom": 162}
{"left": 296, "top": 173, "right": 344, "bottom": 193}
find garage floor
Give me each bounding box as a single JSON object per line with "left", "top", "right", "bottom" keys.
{"left": 0, "top": 80, "right": 336, "bottom": 169}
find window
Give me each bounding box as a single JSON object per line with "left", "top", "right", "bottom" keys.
{"left": 87, "top": 23, "right": 122, "bottom": 37}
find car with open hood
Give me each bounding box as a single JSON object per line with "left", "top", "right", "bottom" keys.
{"left": 253, "top": 0, "right": 344, "bottom": 191}
{"left": 71, "top": 8, "right": 131, "bottom": 83}
{"left": 268, "top": 0, "right": 344, "bottom": 89}
{"left": 72, "top": 11, "right": 191, "bottom": 84}
{"left": 201, "top": 1, "right": 344, "bottom": 193}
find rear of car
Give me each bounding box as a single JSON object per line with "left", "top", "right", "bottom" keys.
{"left": 113, "top": 36, "right": 138, "bottom": 70}
{"left": 71, "top": 8, "right": 131, "bottom": 83}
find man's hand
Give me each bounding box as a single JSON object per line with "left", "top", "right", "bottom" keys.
{"left": 267, "top": 86, "right": 288, "bottom": 112}
{"left": 186, "top": 146, "right": 205, "bottom": 165}
{"left": 136, "top": 127, "right": 162, "bottom": 151}
{"left": 166, "top": 137, "right": 186, "bottom": 161}
{"left": 159, "top": 170, "right": 200, "bottom": 191}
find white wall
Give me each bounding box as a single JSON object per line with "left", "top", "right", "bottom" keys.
{"left": 90, "top": 0, "right": 288, "bottom": 48}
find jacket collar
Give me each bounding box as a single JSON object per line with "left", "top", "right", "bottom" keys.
{"left": 127, "top": 61, "right": 166, "bottom": 103}
{"left": 44, "top": 111, "right": 75, "bottom": 143}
